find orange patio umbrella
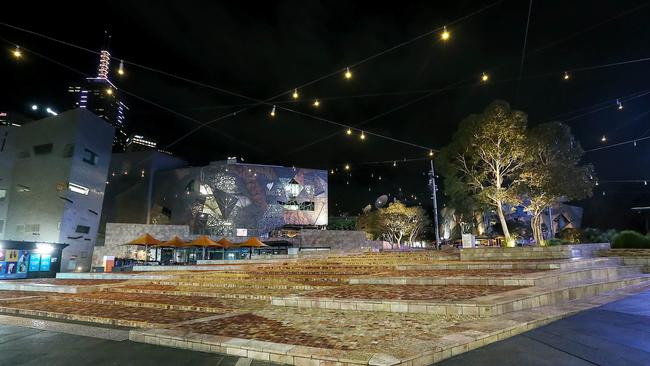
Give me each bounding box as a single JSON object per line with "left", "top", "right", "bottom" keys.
{"left": 189, "top": 235, "right": 223, "bottom": 260}
{"left": 123, "top": 233, "right": 162, "bottom": 262}
{"left": 125, "top": 233, "right": 162, "bottom": 246}
{"left": 216, "top": 237, "right": 234, "bottom": 248}
{"left": 237, "top": 237, "right": 268, "bottom": 259}
{"left": 157, "top": 235, "right": 189, "bottom": 248}
{"left": 238, "top": 237, "right": 268, "bottom": 248}
{"left": 189, "top": 235, "right": 223, "bottom": 248}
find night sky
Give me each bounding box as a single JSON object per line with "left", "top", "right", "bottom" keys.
{"left": 2, "top": 1, "right": 650, "bottom": 230}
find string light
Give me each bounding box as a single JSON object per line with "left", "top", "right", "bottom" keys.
{"left": 563, "top": 71, "right": 570, "bottom": 80}
{"left": 601, "top": 135, "right": 607, "bottom": 142}
{"left": 393, "top": 161, "right": 397, "bottom": 167}
{"left": 360, "top": 131, "right": 366, "bottom": 140}
{"left": 12, "top": 45, "right": 21, "bottom": 58}
{"left": 344, "top": 67, "right": 352, "bottom": 80}
{"left": 118, "top": 59, "right": 125, "bottom": 76}
{"left": 313, "top": 99, "right": 320, "bottom": 107}
{"left": 106, "top": 88, "right": 113, "bottom": 95}
{"left": 330, "top": 169, "right": 334, "bottom": 174}
{"left": 440, "top": 26, "right": 450, "bottom": 41}
{"left": 645, "top": 180, "right": 648, "bottom": 186}
{"left": 346, "top": 128, "right": 352, "bottom": 135}
{"left": 616, "top": 99, "right": 623, "bottom": 110}
{"left": 270, "top": 105, "right": 276, "bottom": 117}
{"left": 344, "top": 164, "right": 350, "bottom": 170}
{"left": 481, "top": 73, "right": 489, "bottom": 82}
{"left": 634, "top": 140, "right": 638, "bottom": 147}
{"left": 292, "top": 88, "right": 299, "bottom": 99}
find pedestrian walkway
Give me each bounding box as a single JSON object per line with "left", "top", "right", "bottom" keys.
{"left": 0, "top": 321, "right": 276, "bottom": 366}
{"left": 436, "top": 289, "right": 650, "bottom": 365}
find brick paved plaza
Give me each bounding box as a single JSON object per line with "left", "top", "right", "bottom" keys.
{"left": 0, "top": 246, "right": 648, "bottom": 365}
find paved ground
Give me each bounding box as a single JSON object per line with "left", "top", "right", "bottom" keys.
{"left": 0, "top": 323, "right": 276, "bottom": 366}
{"left": 0, "top": 289, "right": 648, "bottom": 365}
{"left": 436, "top": 289, "right": 650, "bottom": 365}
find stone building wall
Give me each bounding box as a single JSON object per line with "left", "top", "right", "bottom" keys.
{"left": 298, "top": 230, "right": 374, "bottom": 252}
{"left": 91, "top": 223, "right": 189, "bottom": 268}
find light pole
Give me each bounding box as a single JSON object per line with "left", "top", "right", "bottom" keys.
{"left": 429, "top": 159, "right": 441, "bottom": 249}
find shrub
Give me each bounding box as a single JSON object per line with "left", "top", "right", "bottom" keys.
{"left": 582, "top": 228, "right": 617, "bottom": 243}
{"left": 611, "top": 230, "right": 650, "bottom": 249}
{"left": 546, "top": 238, "right": 564, "bottom": 246}
{"left": 559, "top": 228, "right": 583, "bottom": 243}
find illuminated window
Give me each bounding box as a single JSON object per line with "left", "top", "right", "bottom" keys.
{"left": 68, "top": 182, "right": 89, "bottom": 195}
{"left": 0, "top": 188, "right": 6, "bottom": 200}
{"left": 16, "top": 184, "right": 30, "bottom": 192}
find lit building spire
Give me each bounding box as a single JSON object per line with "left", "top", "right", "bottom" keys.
{"left": 97, "top": 50, "right": 111, "bottom": 79}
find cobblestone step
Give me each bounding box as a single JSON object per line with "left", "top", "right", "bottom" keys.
{"left": 271, "top": 275, "right": 650, "bottom": 317}
{"left": 350, "top": 264, "right": 645, "bottom": 287}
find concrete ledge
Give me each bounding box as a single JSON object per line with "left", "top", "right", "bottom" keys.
{"left": 460, "top": 243, "right": 610, "bottom": 261}
{"left": 56, "top": 272, "right": 174, "bottom": 280}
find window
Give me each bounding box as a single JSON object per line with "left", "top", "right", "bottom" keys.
{"left": 0, "top": 220, "right": 4, "bottom": 234}
{"left": 82, "top": 148, "right": 98, "bottom": 165}
{"left": 33, "top": 143, "right": 53, "bottom": 155}
{"left": 16, "top": 184, "right": 30, "bottom": 192}
{"left": 68, "top": 182, "right": 89, "bottom": 195}
{"left": 62, "top": 144, "right": 75, "bottom": 158}
{"left": 75, "top": 225, "right": 90, "bottom": 234}
{"left": 0, "top": 188, "right": 6, "bottom": 200}
{"left": 299, "top": 202, "right": 315, "bottom": 211}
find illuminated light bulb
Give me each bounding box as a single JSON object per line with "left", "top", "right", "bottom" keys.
{"left": 645, "top": 181, "right": 648, "bottom": 186}
{"left": 563, "top": 72, "right": 570, "bottom": 80}
{"left": 12, "top": 45, "right": 21, "bottom": 58}
{"left": 344, "top": 67, "right": 352, "bottom": 79}
{"left": 440, "top": 26, "right": 450, "bottom": 41}
{"left": 602, "top": 191, "right": 606, "bottom": 196}
{"left": 601, "top": 135, "right": 607, "bottom": 142}
{"left": 360, "top": 131, "right": 366, "bottom": 140}
{"left": 481, "top": 73, "right": 489, "bottom": 82}
{"left": 313, "top": 99, "right": 320, "bottom": 107}
{"left": 346, "top": 128, "right": 352, "bottom": 135}
{"left": 616, "top": 99, "right": 623, "bottom": 110}
{"left": 31, "top": 105, "right": 38, "bottom": 111}
{"left": 118, "top": 59, "right": 125, "bottom": 75}
{"left": 595, "top": 181, "right": 599, "bottom": 186}
{"left": 393, "top": 161, "right": 397, "bottom": 167}
{"left": 106, "top": 88, "right": 113, "bottom": 95}
{"left": 330, "top": 169, "right": 334, "bottom": 174}
{"left": 428, "top": 150, "right": 434, "bottom": 157}
{"left": 292, "top": 88, "right": 299, "bottom": 99}
{"left": 634, "top": 140, "right": 637, "bottom": 147}
{"left": 344, "top": 164, "right": 350, "bottom": 171}
{"left": 270, "top": 105, "right": 276, "bottom": 117}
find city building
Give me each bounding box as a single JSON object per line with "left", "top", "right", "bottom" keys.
{"left": 68, "top": 49, "right": 128, "bottom": 151}
{"left": 125, "top": 133, "right": 157, "bottom": 152}
{"left": 96, "top": 150, "right": 188, "bottom": 245}
{"left": 0, "top": 108, "right": 114, "bottom": 272}
{"left": 150, "top": 158, "right": 329, "bottom": 238}
{"left": 98, "top": 156, "right": 328, "bottom": 238}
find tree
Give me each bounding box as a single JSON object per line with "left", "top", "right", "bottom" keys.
{"left": 356, "top": 210, "right": 381, "bottom": 240}
{"left": 406, "top": 206, "right": 431, "bottom": 246}
{"left": 378, "top": 201, "right": 412, "bottom": 247}
{"left": 357, "top": 201, "right": 430, "bottom": 248}
{"left": 519, "top": 122, "right": 595, "bottom": 245}
{"left": 437, "top": 101, "right": 527, "bottom": 246}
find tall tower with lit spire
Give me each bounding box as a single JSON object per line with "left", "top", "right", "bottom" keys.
{"left": 68, "top": 32, "right": 128, "bottom": 152}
